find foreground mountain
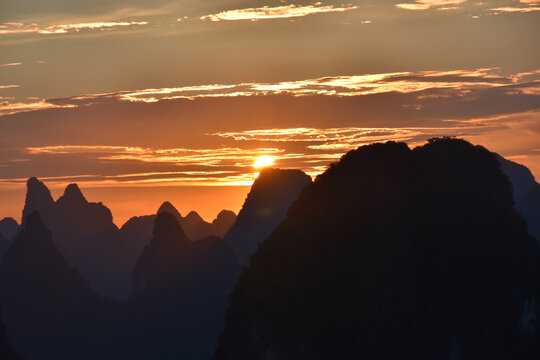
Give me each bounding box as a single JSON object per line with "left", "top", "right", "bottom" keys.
{"left": 121, "top": 212, "right": 240, "bottom": 359}
{"left": 225, "top": 168, "right": 312, "bottom": 264}
{"left": 0, "top": 213, "right": 104, "bottom": 360}
{"left": 215, "top": 138, "right": 540, "bottom": 359}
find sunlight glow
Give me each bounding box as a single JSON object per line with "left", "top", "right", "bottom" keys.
{"left": 253, "top": 156, "right": 276, "bottom": 168}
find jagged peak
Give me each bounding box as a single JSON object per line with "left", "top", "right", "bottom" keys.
{"left": 26, "top": 177, "right": 53, "bottom": 200}
{"left": 157, "top": 201, "right": 182, "bottom": 219}
{"left": 57, "top": 183, "right": 87, "bottom": 205}
{"left": 22, "top": 177, "right": 55, "bottom": 221}
{"left": 152, "top": 212, "right": 188, "bottom": 244}
{"left": 184, "top": 211, "right": 204, "bottom": 223}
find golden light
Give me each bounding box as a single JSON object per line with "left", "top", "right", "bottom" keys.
{"left": 253, "top": 156, "right": 276, "bottom": 168}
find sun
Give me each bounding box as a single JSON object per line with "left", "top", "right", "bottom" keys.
{"left": 253, "top": 156, "right": 276, "bottom": 168}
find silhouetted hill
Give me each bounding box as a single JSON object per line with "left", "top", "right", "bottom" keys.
{"left": 0, "top": 212, "right": 104, "bottom": 360}
{"left": 119, "top": 201, "right": 236, "bottom": 267}
{"left": 215, "top": 138, "right": 540, "bottom": 359}
{"left": 212, "top": 210, "right": 237, "bottom": 237}
{"left": 497, "top": 155, "right": 537, "bottom": 205}
{"left": 519, "top": 184, "right": 540, "bottom": 241}
{"left": 0, "top": 218, "right": 19, "bottom": 240}
{"left": 498, "top": 156, "right": 540, "bottom": 241}
{"left": 21, "top": 177, "right": 55, "bottom": 223}
{"left": 0, "top": 218, "right": 19, "bottom": 259}
{"left": 225, "top": 168, "right": 312, "bottom": 264}
{"left": 125, "top": 212, "right": 241, "bottom": 359}
{"left": 20, "top": 179, "right": 129, "bottom": 298}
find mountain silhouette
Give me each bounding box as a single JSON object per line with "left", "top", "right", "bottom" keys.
{"left": 124, "top": 212, "right": 241, "bottom": 359}
{"left": 0, "top": 212, "right": 104, "bottom": 360}
{"left": 119, "top": 201, "right": 237, "bottom": 275}
{"left": 497, "top": 155, "right": 537, "bottom": 205}
{"left": 519, "top": 183, "right": 540, "bottom": 241}
{"left": 215, "top": 138, "right": 540, "bottom": 359}
{"left": 225, "top": 168, "right": 312, "bottom": 264}
{"left": 498, "top": 156, "right": 540, "bottom": 241}
{"left": 20, "top": 179, "right": 130, "bottom": 298}
{"left": 0, "top": 218, "right": 19, "bottom": 241}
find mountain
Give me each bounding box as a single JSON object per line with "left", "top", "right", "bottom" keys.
{"left": 498, "top": 156, "right": 540, "bottom": 241}
{"left": 0, "top": 304, "right": 23, "bottom": 360}
{"left": 497, "top": 155, "right": 537, "bottom": 205}
{"left": 119, "top": 201, "right": 236, "bottom": 271}
{"left": 212, "top": 210, "right": 237, "bottom": 236}
{"left": 125, "top": 212, "right": 241, "bottom": 359}
{"left": 0, "top": 218, "right": 19, "bottom": 240}
{"left": 225, "top": 168, "right": 312, "bottom": 264}
{"left": 215, "top": 138, "right": 540, "bottom": 359}
{"left": 0, "top": 212, "right": 104, "bottom": 360}
{"left": 20, "top": 179, "right": 129, "bottom": 298}
{"left": 519, "top": 183, "right": 540, "bottom": 241}
{"left": 0, "top": 234, "right": 9, "bottom": 262}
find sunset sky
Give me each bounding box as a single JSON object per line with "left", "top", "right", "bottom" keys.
{"left": 1, "top": 0, "right": 539, "bottom": 225}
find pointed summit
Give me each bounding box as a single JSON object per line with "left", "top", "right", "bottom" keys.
{"left": 184, "top": 210, "right": 203, "bottom": 223}
{"left": 132, "top": 212, "right": 189, "bottom": 296}
{"left": 152, "top": 211, "right": 188, "bottom": 245}
{"left": 22, "top": 177, "right": 54, "bottom": 222}
{"left": 157, "top": 201, "right": 182, "bottom": 220}
{"left": 57, "top": 183, "right": 87, "bottom": 206}
{"left": 225, "top": 168, "right": 312, "bottom": 264}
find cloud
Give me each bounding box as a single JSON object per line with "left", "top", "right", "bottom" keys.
{"left": 1, "top": 67, "right": 539, "bottom": 195}
{"left": 199, "top": 3, "right": 358, "bottom": 22}
{"left": 0, "top": 85, "right": 19, "bottom": 89}
{"left": 0, "top": 100, "right": 75, "bottom": 116}
{"left": 0, "top": 62, "right": 22, "bottom": 67}
{"left": 490, "top": 6, "right": 540, "bottom": 13}
{"left": 396, "top": 0, "right": 467, "bottom": 10}
{"left": 0, "top": 21, "right": 148, "bottom": 35}
{"left": 33, "top": 68, "right": 536, "bottom": 108}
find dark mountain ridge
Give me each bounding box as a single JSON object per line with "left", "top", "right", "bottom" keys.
{"left": 122, "top": 212, "right": 241, "bottom": 359}
{"left": 215, "top": 138, "right": 540, "bottom": 359}
{"left": 225, "top": 168, "right": 312, "bottom": 264}
{"left": 0, "top": 212, "right": 104, "bottom": 360}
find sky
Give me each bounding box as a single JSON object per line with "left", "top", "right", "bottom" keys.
{"left": 1, "top": 0, "right": 539, "bottom": 226}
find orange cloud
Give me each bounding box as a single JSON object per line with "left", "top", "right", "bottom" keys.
{"left": 51, "top": 68, "right": 526, "bottom": 105}
{"left": 490, "top": 6, "right": 540, "bottom": 13}
{"left": 0, "top": 21, "right": 148, "bottom": 35}
{"left": 396, "top": 0, "right": 467, "bottom": 10}
{"left": 200, "top": 3, "right": 358, "bottom": 21}
{"left": 0, "top": 62, "right": 22, "bottom": 67}
{"left": 0, "top": 100, "right": 75, "bottom": 116}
